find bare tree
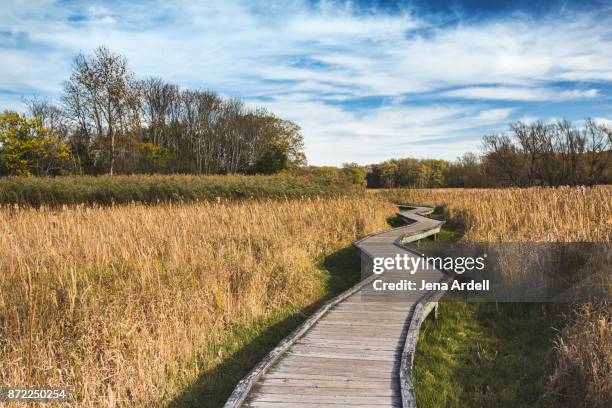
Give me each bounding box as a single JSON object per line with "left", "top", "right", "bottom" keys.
{"left": 142, "top": 77, "right": 179, "bottom": 146}
{"left": 62, "top": 46, "right": 137, "bottom": 175}
{"left": 16, "top": 47, "right": 308, "bottom": 176}
{"left": 583, "top": 119, "right": 612, "bottom": 185}
{"left": 482, "top": 120, "right": 611, "bottom": 187}
{"left": 482, "top": 133, "right": 527, "bottom": 187}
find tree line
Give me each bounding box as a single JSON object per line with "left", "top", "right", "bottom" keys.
{"left": 366, "top": 119, "right": 612, "bottom": 188}
{"left": 2, "top": 46, "right": 610, "bottom": 186}
{"left": 0, "top": 47, "right": 305, "bottom": 176}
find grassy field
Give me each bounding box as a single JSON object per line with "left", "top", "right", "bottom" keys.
{"left": 406, "top": 216, "right": 563, "bottom": 407}
{"left": 0, "top": 196, "right": 395, "bottom": 407}
{"left": 415, "top": 302, "right": 563, "bottom": 407}
{"left": 0, "top": 173, "right": 363, "bottom": 206}
{"left": 1, "top": 185, "right": 609, "bottom": 407}
{"left": 382, "top": 186, "right": 611, "bottom": 242}
{"left": 387, "top": 186, "right": 611, "bottom": 407}
{"left": 169, "top": 246, "right": 363, "bottom": 407}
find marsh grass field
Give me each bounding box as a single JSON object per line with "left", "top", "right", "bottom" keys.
{"left": 0, "top": 172, "right": 362, "bottom": 207}
{"left": 389, "top": 186, "right": 612, "bottom": 407}
{"left": 2, "top": 2, "right": 612, "bottom": 407}
{"left": 0, "top": 183, "right": 610, "bottom": 407}
{"left": 405, "top": 217, "right": 565, "bottom": 407}
{"left": 0, "top": 196, "right": 395, "bottom": 406}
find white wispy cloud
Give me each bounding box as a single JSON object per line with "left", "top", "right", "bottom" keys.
{"left": 1, "top": 0, "right": 611, "bottom": 164}
{"left": 440, "top": 86, "right": 600, "bottom": 101}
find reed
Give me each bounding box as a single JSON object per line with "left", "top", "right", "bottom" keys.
{"left": 0, "top": 173, "right": 363, "bottom": 207}
{"left": 0, "top": 197, "right": 395, "bottom": 407}
{"left": 2, "top": 186, "right": 609, "bottom": 406}
{"left": 383, "top": 186, "right": 611, "bottom": 407}
{"left": 383, "top": 186, "right": 611, "bottom": 242}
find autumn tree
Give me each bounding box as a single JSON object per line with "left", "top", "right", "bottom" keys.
{"left": 0, "top": 111, "right": 74, "bottom": 176}
{"left": 341, "top": 163, "right": 367, "bottom": 187}
{"left": 250, "top": 114, "right": 306, "bottom": 174}
{"left": 444, "top": 153, "right": 487, "bottom": 187}
{"left": 482, "top": 120, "right": 612, "bottom": 187}
{"left": 62, "top": 46, "right": 140, "bottom": 175}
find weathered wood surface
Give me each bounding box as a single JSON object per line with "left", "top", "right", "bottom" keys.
{"left": 225, "top": 205, "right": 446, "bottom": 408}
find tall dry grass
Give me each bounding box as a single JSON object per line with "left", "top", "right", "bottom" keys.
{"left": 0, "top": 197, "right": 395, "bottom": 407}
{"left": 2, "top": 187, "right": 609, "bottom": 406}
{"left": 548, "top": 302, "right": 612, "bottom": 407}
{"left": 0, "top": 173, "right": 363, "bottom": 207}
{"left": 384, "top": 186, "right": 611, "bottom": 242}
{"left": 383, "top": 186, "right": 612, "bottom": 407}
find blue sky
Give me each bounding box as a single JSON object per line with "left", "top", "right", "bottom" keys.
{"left": 2, "top": 0, "right": 612, "bottom": 165}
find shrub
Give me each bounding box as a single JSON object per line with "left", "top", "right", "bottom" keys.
{"left": 0, "top": 173, "right": 364, "bottom": 206}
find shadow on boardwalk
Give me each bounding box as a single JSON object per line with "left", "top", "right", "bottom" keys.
{"left": 167, "top": 245, "right": 363, "bottom": 408}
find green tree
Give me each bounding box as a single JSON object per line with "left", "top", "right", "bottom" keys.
{"left": 140, "top": 142, "right": 171, "bottom": 173}
{"left": 431, "top": 160, "right": 446, "bottom": 187}
{"left": 0, "top": 111, "right": 74, "bottom": 176}
{"left": 253, "top": 144, "right": 290, "bottom": 174}
{"left": 251, "top": 115, "right": 306, "bottom": 174}
{"left": 341, "top": 162, "right": 366, "bottom": 187}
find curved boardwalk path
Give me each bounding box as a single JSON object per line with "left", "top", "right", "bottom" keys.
{"left": 226, "top": 206, "right": 446, "bottom": 408}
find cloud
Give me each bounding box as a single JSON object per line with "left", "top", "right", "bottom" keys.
{"left": 440, "top": 86, "right": 600, "bottom": 101}
{"left": 559, "top": 88, "right": 599, "bottom": 99}
{"left": 258, "top": 94, "right": 514, "bottom": 164}
{"left": 1, "top": 0, "right": 612, "bottom": 164}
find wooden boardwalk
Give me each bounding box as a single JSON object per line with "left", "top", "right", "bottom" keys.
{"left": 225, "top": 206, "right": 446, "bottom": 408}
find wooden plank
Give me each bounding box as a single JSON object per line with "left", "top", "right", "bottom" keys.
{"left": 264, "top": 372, "right": 398, "bottom": 382}
{"left": 267, "top": 367, "right": 396, "bottom": 379}
{"left": 328, "top": 309, "right": 412, "bottom": 316}
{"left": 304, "top": 332, "right": 405, "bottom": 341}
{"left": 296, "top": 339, "right": 402, "bottom": 351}
{"left": 300, "top": 334, "right": 403, "bottom": 343}
{"left": 300, "top": 334, "right": 402, "bottom": 343}
{"left": 291, "top": 343, "right": 399, "bottom": 353}
{"left": 260, "top": 378, "right": 399, "bottom": 388}
{"left": 246, "top": 402, "right": 395, "bottom": 408}
{"left": 296, "top": 342, "right": 401, "bottom": 352}
{"left": 289, "top": 345, "right": 399, "bottom": 359}
{"left": 254, "top": 385, "right": 400, "bottom": 397}
{"left": 317, "top": 318, "right": 408, "bottom": 326}
{"left": 273, "top": 358, "right": 397, "bottom": 370}
{"left": 249, "top": 393, "right": 402, "bottom": 405}
{"left": 271, "top": 358, "right": 397, "bottom": 369}
{"left": 304, "top": 331, "right": 404, "bottom": 340}
{"left": 286, "top": 351, "right": 397, "bottom": 362}
{"left": 331, "top": 301, "right": 412, "bottom": 307}
{"left": 326, "top": 308, "right": 411, "bottom": 314}
{"left": 308, "top": 324, "right": 406, "bottom": 333}
{"left": 309, "top": 310, "right": 409, "bottom": 317}
{"left": 271, "top": 364, "right": 396, "bottom": 374}
{"left": 298, "top": 337, "right": 402, "bottom": 346}
{"left": 302, "top": 333, "right": 403, "bottom": 342}
{"left": 313, "top": 321, "right": 407, "bottom": 329}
